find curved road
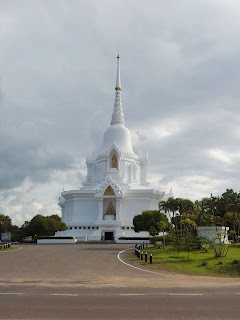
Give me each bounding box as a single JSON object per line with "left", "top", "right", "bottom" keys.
{"left": 0, "top": 244, "right": 239, "bottom": 319}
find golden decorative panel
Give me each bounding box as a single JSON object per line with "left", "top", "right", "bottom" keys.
{"left": 105, "top": 202, "right": 116, "bottom": 216}
{"left": 104, "top": 186, "right": 115, "bottom": 195}
{"left": 112, "top": 154, "right": 117, "bottom": 168}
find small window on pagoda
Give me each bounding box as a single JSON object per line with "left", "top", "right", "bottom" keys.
{"left": 104, "top": 185, "right": 115, "bottom": 195}
{"left": 112, "top": 154, "right": 117, "bottom": 168}
{"left": 109, "top": 149, "right": 118, "bottom": 169}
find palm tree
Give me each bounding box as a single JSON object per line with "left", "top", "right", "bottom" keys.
{"left": 159, "top": 200, "right": 168, "bottom": 217}
{"left": 224, "top": 212, "right": 239, "bottom": 242}
{"left": 167, "top": 197, "right": 178, "bottom": 221}
{"left": 159, "top": 220, "right": 168, "bottom": 251}
{"left": 0, "top": 214, "right": 6, "bottom": 234}
{"left": 4, "top": 216, "right": 11, "bottom": 232}
{"left": 0, "top": 215, "right": 11, "bottom": 234}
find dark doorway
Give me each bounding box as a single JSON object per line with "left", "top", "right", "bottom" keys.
{"left": 104, "top": 232, "right": 114, "bottom": 241}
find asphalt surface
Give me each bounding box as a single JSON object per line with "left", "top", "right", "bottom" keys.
{"left": 0, "top": 244, "right": 239, "bottom": 319}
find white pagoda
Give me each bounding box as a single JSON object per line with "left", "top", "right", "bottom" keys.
{"left": 55, "top": 55, "right": 166, "bottom": 241}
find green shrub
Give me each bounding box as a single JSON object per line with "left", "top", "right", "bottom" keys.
{"left": 201, "top": 260, "right": 208, "bottom": 266}
{"left": 232, "top": 259, "right": 239, "bottom": 264}
{"left": 155, "top": 241, "right": 162, "bottom": 248}
{"left": 118, "top": 237, "right": 149, "bottom": 240}
{"left": 218, "top": 261, "right": 223, "bottom": 265}
{"left": 199, "top": 237, "right": 214, "bottom": 251}
{"left": 201, "top": 243, "right": 210, "bottom": 252}
{"left": 214, "top": 243, "right": 229, "bottom": 258}
{"left": 37, "top": 236, "right": 75, "bottom": 240}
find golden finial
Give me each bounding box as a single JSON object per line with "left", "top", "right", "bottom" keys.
{"left": 117, "top": 54, "right": 120, "bottom": 59}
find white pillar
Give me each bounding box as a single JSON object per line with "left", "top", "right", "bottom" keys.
{"left": 86, "top": 164, "right": 92, "bottom": 185}
{"left": 116, "top": 199, "right": 122, "bottom": 221}
{"left": 97, "top": 199, "right": 103, "bottom": 220}
{"left": 140, "top": 163, "right": 147, "bottom": 184}
{"left": 129, "top": 165, "right": 132, "bottom": 183}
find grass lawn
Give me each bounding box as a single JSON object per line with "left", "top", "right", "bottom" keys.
{"left": 0, "top": 246, "right": 15, "bottom": 252}
{"left": 132, "top": 244, "right": 240, "bottom": 277}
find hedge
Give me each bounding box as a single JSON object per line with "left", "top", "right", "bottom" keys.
{"left": 118, "top": 237, "right": 150, "bottom": 240}
{"left": 37, "top": 236, "right": 75, "bottom": 240}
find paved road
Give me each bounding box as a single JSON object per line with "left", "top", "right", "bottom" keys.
{"left": 0, "top": 244, "right": 239, "bottom": 319}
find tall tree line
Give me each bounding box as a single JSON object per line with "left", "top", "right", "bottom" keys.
{"left": 0, "top": 214, "right": 66, "bottom": 242}
{"left": 158, "top": 189, "right": 240, "bottom": 242}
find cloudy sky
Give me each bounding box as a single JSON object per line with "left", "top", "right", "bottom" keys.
{"left": 1, "top": 0, "right": 240, "bottom": 226}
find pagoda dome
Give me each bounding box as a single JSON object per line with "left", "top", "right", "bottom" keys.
{"left": 103, "top": 124, "right": 134, "bottom": 154}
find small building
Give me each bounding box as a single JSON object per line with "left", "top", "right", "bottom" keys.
{"left": 1, "top": 232, "right": 11, "bottom": 243}
{"left": 55, "top": 55, "right": 165, "bottom": 241}
{"left": 197, "top": 226, "right": 229, "bottom": 244}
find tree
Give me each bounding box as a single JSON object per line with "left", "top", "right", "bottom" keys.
{"left": 0, "top": 214, "right": 5, "bottom": 234}
{"left": 180, "top": 218, "right": 197, "bottom": 234}
{"left": 159, "top": 197, "right": 179, "bottom": 223}
{"left": 159, "top": 200, "right": 169, "bottom": 218}
{"left": 133, "top": 210, "right": 170, "bottom": 237}
{"left": 159, "top": 197, "right": 178, "bottom": 222}
{"left": 220, "top": 189, "right": 240, "bottom": 217}
{"left": 159, "top": 198, "right": 196, "bottom": 235}
{"left": 49, "top": 214, "right": 62, "bottom": 222}
{"left": 22, "top": 214, "right": 66, "bottom": 237}
{"left": 159, "top": 220, "right": 168, "bottom": 251}
{"left": 196, "top": 189, "right": 240, "bottom": 242}
{"left": 214, "top": 228, "right": 229, "bottom": 258}
{"left": 223, "top": 211, "right": 240, "bottom": 243}
{"left": 181, "top": 233, "right": 200, "bottom": 261}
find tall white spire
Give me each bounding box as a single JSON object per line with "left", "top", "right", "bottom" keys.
{"left": 115, "top": 54, "right": 121, "bottom": 91}
{"left": 111, "top": 54, "right": 125, "bottom": 126}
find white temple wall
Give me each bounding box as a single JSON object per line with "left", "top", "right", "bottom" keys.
{"left": 60, "top": 207, "right": 65, "bottom": 220}
{"left": 140, "top": 164, "right": 147, "bottom": 184}
{"left": 136, "top": 163, "right": 141, "bottom": 183}
{"left": 149, "top": 198, "right": 160, "bottom": 210}
{"left": 62, "top": 200, "right": 73, "bottom": 224}
{"left": 92, "top": 165, "right": 96, "bottom": 182}
{"left": 120, "top": 198, "right": 151, "bottom": 224}
{"left": 91, "top": 159, "right": 108, "bottom": 184}
{"left": 124, "top": 161, "right": 129, "bottom": 182}
{"left": 86, "top": 164, "right": 92, "bottom": 184}
{"left": 123, "top": 160, "right": 136, "bottom": 183}
{"left": 123, "top": 160, "right": 141, "bottom": 184}
{"left": 55, "top": 228, "right": 97, "bottom": 238}
{"left": 103, "top": 160, "right": 108, "bottom": 177}
{"left": 98, "top": 160, "right": 106, "bottom": 181}
{"left": 120, "top": 160, "right": 125, "bottom": 180}
{"left": 71, "top": 198, "right": 98, "bottom": 224}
